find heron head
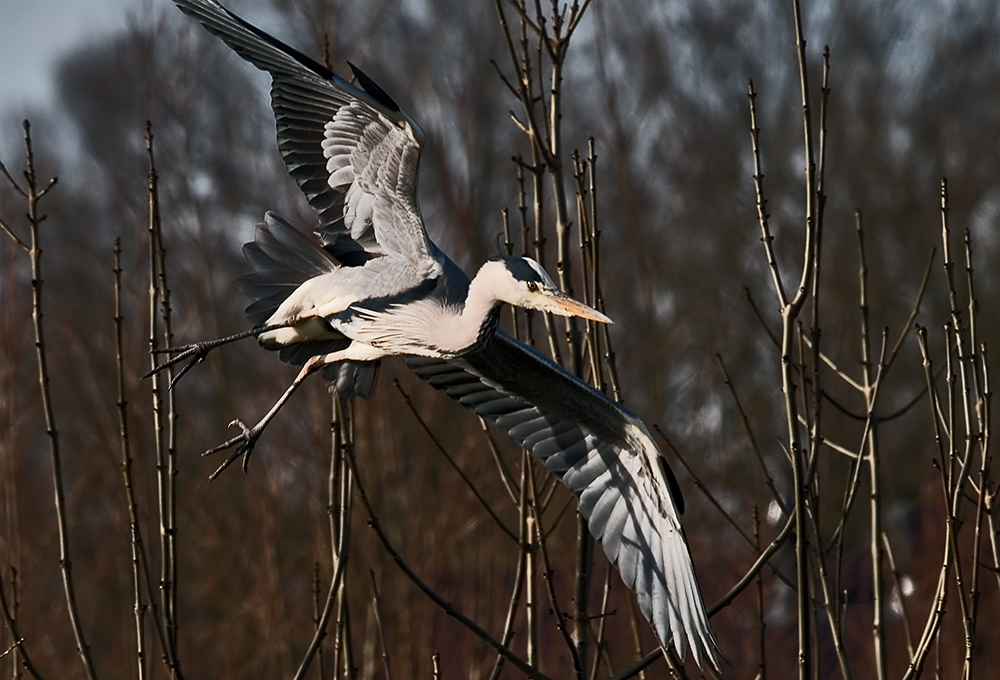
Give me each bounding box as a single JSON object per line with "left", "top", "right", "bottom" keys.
{"left": 489, "top": 257, "right": 613, "bottom": 324}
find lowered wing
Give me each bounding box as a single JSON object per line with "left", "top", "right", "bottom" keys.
{"left": 406, "top": 333, "right": 721, "bottom": 668}
{"left": 173, "top": 0, "right": 434, "bottom": 264}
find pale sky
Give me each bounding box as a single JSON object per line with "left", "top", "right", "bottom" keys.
{"left": 0, "top": 0, "right": 150, "bottom": 117}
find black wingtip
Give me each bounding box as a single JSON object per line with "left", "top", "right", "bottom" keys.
{"left": 347, "top": 61, "right": 400, "bottom": 112}
{"left": 657, "top": 456, "right": 685, "bottom": 515}
{"left": 176, "top": 0, "right": 336, "bottom": 81}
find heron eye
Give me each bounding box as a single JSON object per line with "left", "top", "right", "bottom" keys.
{"left": 526, "top": 281, "right": 539, "bottom": 292}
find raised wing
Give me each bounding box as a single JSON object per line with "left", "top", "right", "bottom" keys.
{"left": 173, "top": 0, "right": 434, "bottom": 263}
{"left": 407, "top": 333, "right": 721, "bottom": 669}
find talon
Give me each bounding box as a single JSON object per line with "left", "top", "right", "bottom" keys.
{"left": 167, "top": 354, "right": 203, "bottom": 391}
{"left": 204, "top": 418, "right": 261, "bottom": 481}
{"left": 209, "top": 456, "right": 239, "bottom": 482}
{"left": 144, "top": 342, "right": 211, "bottom": 387}
{"left": 143, "top": 328, "right": 264, "bottom": 387}
{"left": 142, "top": 326, "right": 270, "bottom": 389}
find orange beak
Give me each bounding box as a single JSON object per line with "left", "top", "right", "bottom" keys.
{"left": 538, "top": 291, "right": 614, "bottom": 324}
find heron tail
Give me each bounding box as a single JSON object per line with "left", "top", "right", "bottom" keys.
{"left": 238, "top": 212, "right": 379, "bottom": 399}
{"left": 239, "top": 212, "right": 339, "bottom": 324}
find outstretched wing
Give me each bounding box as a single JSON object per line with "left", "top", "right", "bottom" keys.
{"left": 407, "top": 333, "right": 721, "bottom": 669}
{"left": 173, "top": 0, "right": 434, "bottom": 264}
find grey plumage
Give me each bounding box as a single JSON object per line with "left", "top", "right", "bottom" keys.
{"left": 171, "top": 0, "right": 720, "bottom": 668}
{"left": 407, "top": 336, "right": 719, "bottom": 664}
{"left": 238, "top": 213, "right": 377, "bottom": 399}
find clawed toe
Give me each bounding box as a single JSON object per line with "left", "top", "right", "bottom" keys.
{"left": 143, "top": 342, "right": 211, "bottom": 389}
{"left": 204, "top": 419, "right": 260, "bottom": 481}
{"left": 144, "top": 328, "right": 265, "bottom": 390}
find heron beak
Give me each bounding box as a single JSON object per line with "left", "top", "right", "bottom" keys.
{"left": 539, "top": 290, "right": 614, "bottom": 324}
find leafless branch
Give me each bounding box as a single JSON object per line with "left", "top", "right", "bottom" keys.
{"left": 145, "top": 122, "right": 181, "bottom": 677}
{"left": 114, "top": 237, "right": 148, "bottom": 680}
{"left": 14, "top": 119, "right": 97, "bottom": 680}
{"left": 394, "top": 380, "right": 518, "bottom": 543}
{"left": 346, "top": 445, "right": 555, "bottom": 680}
{"left": 0, "top": 572, "right": 43, "bottom": 680}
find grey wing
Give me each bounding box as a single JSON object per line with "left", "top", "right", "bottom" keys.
{"left": 173, "top": 0, "right": 434, "bottom": 264}
{"left": 406, "top": 332, "right": 721, "bottom": 669}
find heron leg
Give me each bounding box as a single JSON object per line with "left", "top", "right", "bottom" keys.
{"left": 204, "top": 351, "right": 347, "bottom": 480}
{"left": 144, "top": 325, "right": 284, "bottom": 390}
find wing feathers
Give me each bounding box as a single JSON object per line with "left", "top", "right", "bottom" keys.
{"left": 175, "top": 0, "right": 433, "bottom": 265}
{"left": 407, "top": 333, "right": 722, "bottom": 668}
{"left": 587, "top": 486, "right": 621, "bottom": 541}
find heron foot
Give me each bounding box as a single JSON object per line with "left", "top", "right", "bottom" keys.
{"left": 144, "top": 327, "right": 265, "bottom": 390}
{"left": 144, "top": 341, "right": 216, "bottom": 390}
{"left": 204, "top": 418, "right": 262, "bottom": 481}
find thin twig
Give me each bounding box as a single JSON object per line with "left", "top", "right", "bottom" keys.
{"left": 368, "top": 572, "right": 392, "bottom": 680}
{"left": 525, "top": 453, "right": 539, "bottom": 667}
{"left": 0, "top": 573, "right": 43, "bottom": 679}
{"left": 394, "top": 380, "right": 518, "bottom": 543}
{"left": 902, "top": 326, "right": 952, "bottom": 679}
{"left": 346, "top": 445, "right": 556, "bottom": 680}
{"left": 587, "top": 565, "right": 616, "bottom": 680}
{"left": 716, "top": 355, "right": 789, "bottom": 515}
{"left": 489, "top": 452, "right": 532, "bottom": 680}
{"left": 293, "top": 397, "right": 352, "bottom": 680}
{"left": 746, "top": 81, "right": 786, "bottom": 307}
{"left": 149, "top": 125, "right": 181, "bottom": 670}
{"left": 754, "top": 508, "right": 766, "bottom": 680}
{"left": 114, "top": 238, "right": 148, "bottom": 680}
{"left": 144, "top": 122, "right": 181, "bottom": 677}
{"left": 804, "top": 474, "right": 852, "bottom": 680}
{"left": 938, "top": 182, "right": 975, "bottom": 655}
{"left": 480, "top": 417, "right": 521, "bottom": 504}
{"left": 17, "top": 119, "right": 97, "bottom": 680}
{"left": 0, "top": 212, "right": 28, "bottom": 251}
{"left": 525, "top": 445, "right": 583, "bottom": 677}
{"left": 882, "top": 532, "right": 915, "bottom": 658}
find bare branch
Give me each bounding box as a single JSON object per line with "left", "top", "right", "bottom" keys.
{"left": 0, "top": 572, "right": 44, "bottom": 680}
{"left": 346, "top": 445, "right": 555, "bottom": 680}
{"left": 746, "top": 82, "right": 787, "bottom": 308}
{"left": 0, "top": 217, "right": 28, "bottom": 251}
{"left": 114, "top": 237, "right": 149, "bottom": 680}
{"left": 13, "top": 118, "right": 98, "bottom": 680}
{"left": 394, "top": 380, "right": 518, "bottom": 544}
{"left": 488, "top": 454, "right": 532, "bottom": 680}
{"left": 716, "top": 355, "right": 789, "bottom": 514}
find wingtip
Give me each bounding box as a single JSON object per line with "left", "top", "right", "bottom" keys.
{"left": 346, "top": 61, "right": 400, "bottom": 112}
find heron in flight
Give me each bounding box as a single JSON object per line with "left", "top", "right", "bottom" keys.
{"left": 164, "top": 0, "right": 721, "bottom": 669}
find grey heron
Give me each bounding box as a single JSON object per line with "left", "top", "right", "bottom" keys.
{"left": 164, "top": 0, "right": 721, "bottom": 669}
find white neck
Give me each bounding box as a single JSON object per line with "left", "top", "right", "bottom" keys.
{"left": 450, "top": 261, "right": 507, "bottom": 352}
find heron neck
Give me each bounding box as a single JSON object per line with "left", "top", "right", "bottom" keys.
{"left": 455, "top": 267, "right": 504, "bottom": 353}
